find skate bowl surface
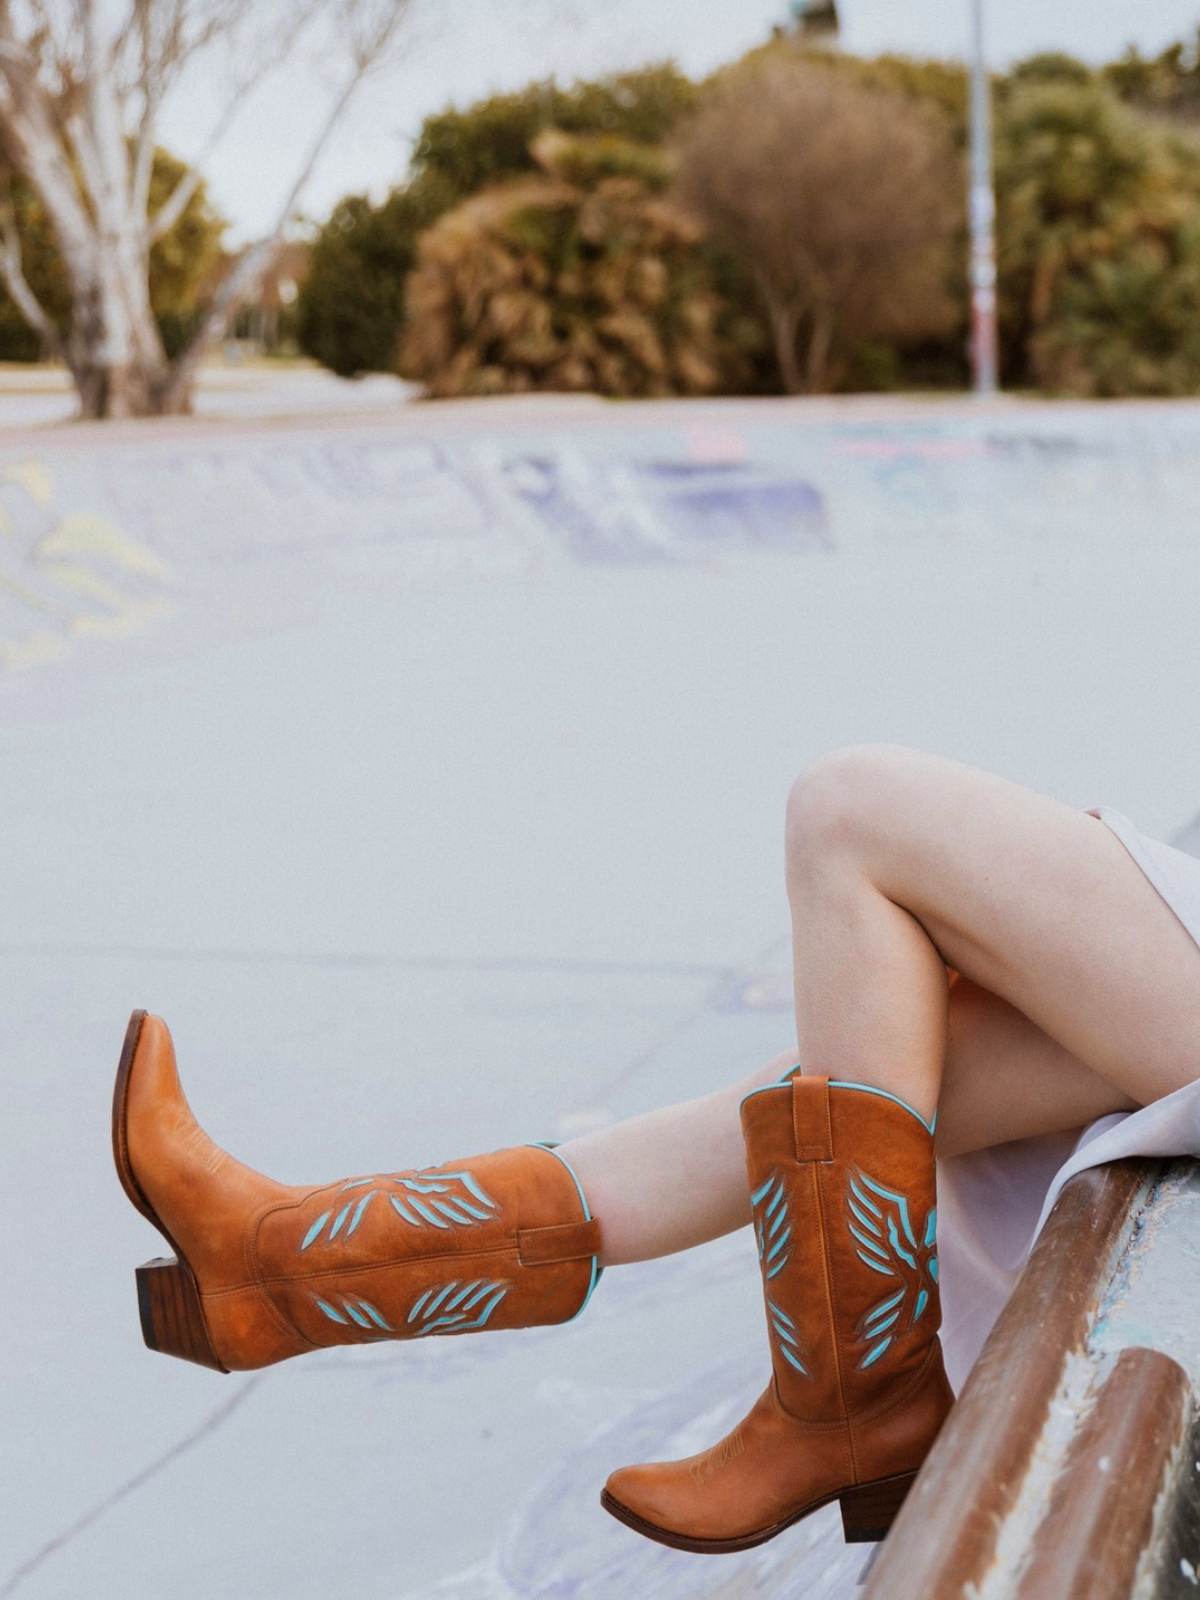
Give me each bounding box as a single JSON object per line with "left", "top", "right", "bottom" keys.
{"left": 2, "top": 393, "right": 1200, "bottom": 1600}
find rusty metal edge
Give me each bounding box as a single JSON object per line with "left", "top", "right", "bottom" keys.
{"left": 1016, "top": 1345, "right": 1193, "bottom": 1600}
{"left": 860, "top": 1157, "right": 1161, "bottom": 1600}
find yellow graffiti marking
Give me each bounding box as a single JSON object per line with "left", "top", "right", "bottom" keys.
{"left": 37, "top": 513, "right": 172, "bottom": 581}
{"left": 0, "top": 569, "right": 61, "bottom": 614}
{"left": 36, "top": 562, "right": 175, "bottom": 638}
{"left": 0, "top": 631, "right": 72, "bottom": 669}
{"left": 0, "top": 455, "right": 174, "bottom": 673}
{"left": 1, "top": 459, "right": 54, "bottom": 505}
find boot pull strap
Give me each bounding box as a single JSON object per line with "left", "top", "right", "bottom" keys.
{"left": 518, "top": 1218, "right": 602, "bottom": 1266}
{"left": 792, "top": 1075, "right": 834, "bottom": 1162}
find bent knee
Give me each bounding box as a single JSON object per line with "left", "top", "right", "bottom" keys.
{"left": 784, "top": 743, "right": 921, "bottom": 873}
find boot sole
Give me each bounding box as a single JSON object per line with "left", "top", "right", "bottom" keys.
{"left": 600, "top": 1467, "right": 917, "bottom": 1552}
{"left": 111, "top": 1009, "right": 229, "bottom": 1373}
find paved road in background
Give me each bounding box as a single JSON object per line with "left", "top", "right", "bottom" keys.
{"left": 2, "top": 390, "right": 1200, "bottom": 1600}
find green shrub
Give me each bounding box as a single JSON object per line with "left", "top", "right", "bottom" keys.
{"left": 996, "top": 79, "right": 1200, "bottom": 394}
{"left": 401, "top": 130, "right": 750, "bottom": 399}
{"left": 296, "top": 191, "right": 435, "bottom": 376}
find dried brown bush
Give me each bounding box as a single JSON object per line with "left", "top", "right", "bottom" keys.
{"left": 401, "top": 130, "right": 746, "bottom": 398}
{"left": 673, "top": 59, "right": 961, "bottom": 392}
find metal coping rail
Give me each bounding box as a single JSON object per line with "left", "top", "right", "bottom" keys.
{"left": 860, "top": 1158, "right": 1197, "bottom": 1600}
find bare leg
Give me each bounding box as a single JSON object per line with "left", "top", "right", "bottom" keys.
{"left": 786, "top": 744, "right": 1200, "bottom": 1121}
{"left": 564, "top": 978, "right": 1136, "bottom": 1264}
{"left": 566, "top": 745, "right": 1200, "bottom": 1265}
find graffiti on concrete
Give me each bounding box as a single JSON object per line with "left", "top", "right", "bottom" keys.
{"left": 498, "top": 451, "right": 829, "bottom": 564}
{"left": 0, "top": 458, "right": 172, "bottom": 670}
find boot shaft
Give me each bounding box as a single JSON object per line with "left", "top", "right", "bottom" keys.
{"left": 741, "top": 1074, "right": 941, "bottom": 1424}
{"left": 249, "top": 1144, "right": 601, "bottom": 1354}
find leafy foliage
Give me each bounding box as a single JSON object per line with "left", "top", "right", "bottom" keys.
{"left": 995, "top": 79, "right": 1200, "bottom": 394}
{"left": 296, "top": 190, "right": 436, "bottom": 376}
{"left": 673, "top": 58, "right": 960, "bottom": 393}
{"left": 0, "top": 149, "right": 225, "bottom": 362}
{"left": 402, "top": 130, "right": 749, "bottom": 398}
{"left": 409, "top": 64, "right": 698, "bottom": 205}
{"left": 301, "top": 32, "right": 1200, "bottom": 399}
{"left": 1102, "top": 31, "right": 1200, "bottom": 124}
{"left": 297, "top": 65, "right": 698, "bottom": 378}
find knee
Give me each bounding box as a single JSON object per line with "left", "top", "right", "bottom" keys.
{"left": 784, "top": 743, "right": 919, "bottom": 882}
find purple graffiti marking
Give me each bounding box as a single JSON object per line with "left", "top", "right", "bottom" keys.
{"left": 500, "top": 452, "right": 829, "bottom": 564}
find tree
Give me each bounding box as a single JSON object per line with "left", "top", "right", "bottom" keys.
{"left": 408, "top": 64, "right": 698, "bottom": 209}
{"left": 1102, "top": 33, "right": 1200, "bottom": 125}
{"left": 995, "top": 80, "right": 1200, "bottom": 395}
{"left": 299, "top": 64, "right": 699, "bottom": 381}
{"left": 0, "top": 147, "right": 225, "bottom": 361}
{"left": 673, "top": 59, "right": 960, "bottom": 393}
{"left": 401, "top": 130, "right": 748, "bottom": 399}
{"left": 0, "top": 0, "right": 413, "bottom": 418}
{"left": 297, "top": 187, "right": 439, "bottom": 377}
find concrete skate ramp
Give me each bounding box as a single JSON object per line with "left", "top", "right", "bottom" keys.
{"left": 2, "top": 395, "right": 1200, "bottom": 1600}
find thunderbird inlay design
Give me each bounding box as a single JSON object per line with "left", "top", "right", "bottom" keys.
{"left": 846, "top": 1163, "right": 938, "bottom": 1370}
{"left": 298, "top": 1167, "right": 501, "bottom": 1252}
{"left": 751, "top": 1171, "right": 793, "bottom": 1280}
{"left": 407, "top": 1279, "right": 510, "bottom": 1336}
{"left": 751, "top": 1171, "right": 812, "bottom": 1379}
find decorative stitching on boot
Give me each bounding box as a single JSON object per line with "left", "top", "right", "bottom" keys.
{"left": 751, "top": 1171, "right": 812, "bottom": 1379}
{"left": 751, "top": 1172, "right": 794, "bottom": 1280}
{"left": 845, "top": 1164, "right": 938, "bottom": 1370}
{"left": 297, "top": 1167, "right": 501, "bottom": 1252}
{"left": 406, "top": 1279, "right": 510, "bottom": 1336}
{"left": 310, "top": 1291, "right": 394, "bottom": 1337}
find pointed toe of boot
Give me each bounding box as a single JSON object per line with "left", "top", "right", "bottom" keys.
{"left": 601, "top": 1395, "right": 800, "bottom": 1554}
{"left": 602, "top": 1456, "right": 772, "bottom": 1555}
{"left": 112, "top": 1009, "right": 297, "bottom": 1372}
{"left": 112, "top": 1013, "right": 605, "bottom": 1376}
{"left": 112, "top": 1010, "right": 181, "bottom": 1225}
{"left": 602, "top": 1463, "right": 692, "bottom": 1547}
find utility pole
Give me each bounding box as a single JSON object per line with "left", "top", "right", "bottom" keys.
{"left": 968, "top": 0, "right": 999, "bottom": 394}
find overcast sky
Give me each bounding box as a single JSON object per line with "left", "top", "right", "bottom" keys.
{"left": 157, "top": 0, "right": 1200, "bottom": 242}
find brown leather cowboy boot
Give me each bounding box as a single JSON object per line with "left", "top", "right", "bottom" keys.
{"left": 601, "top": 1071, "right": 953, "bottom": 1552}
{"left": 112, "top": 1011, "right": 601, "bottom": 1373}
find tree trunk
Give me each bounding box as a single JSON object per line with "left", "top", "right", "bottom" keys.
{"left": 803, "top": 299, "right": 837, "bottom": 394}
{"left": 63, "top": 251, "right": 180, "bottom": 419}
{"left": 762, "top": 290, "right": 804, "bottom": 395}
{"left": 68, "top": 355, "right": 187, "bottom": 419}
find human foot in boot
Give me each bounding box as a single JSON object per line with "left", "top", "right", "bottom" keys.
{"left": 602, "top": 1073, "right": 953, "bottom": 1551}
{"left": 113, "top": 1011, "right": 601, "bottom": 1373}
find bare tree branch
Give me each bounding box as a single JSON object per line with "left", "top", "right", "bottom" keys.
{"left": 167, "top": 0, "right": 413, "bottom": 396}
{"left": 144, "top": 79, "right": 248, "bottom": 243}
{"left": 145, "top": 0, "right": 326, "bottom": 246}
{"left": 0, "top": 11, "right": 94, "bottom": 263}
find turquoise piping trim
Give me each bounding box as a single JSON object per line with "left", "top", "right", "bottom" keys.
{"left": 528, "top": 1143, "right": 601, "bottom": 1319}
{"left": 738, "top": 1063, "right": 801, "bottom": 1111}
{"left": 740, "top": 1069, "right": 936, "bottom": 1136}
{"left": 828, "top": 1081, "right": 935, "bottom": 1135}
